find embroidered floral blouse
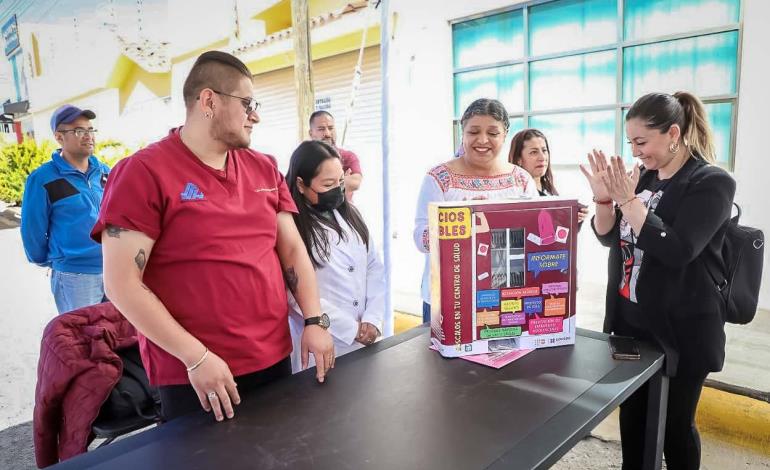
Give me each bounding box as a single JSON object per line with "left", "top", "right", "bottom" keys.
{"left": 412, "top": 162, "right": 537, "bottom": 303}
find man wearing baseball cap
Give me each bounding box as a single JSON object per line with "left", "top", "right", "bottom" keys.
{"left": 20, "top": 104, "right": 111, "bottom": 313}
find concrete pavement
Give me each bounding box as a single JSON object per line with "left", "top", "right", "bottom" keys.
{"left": 0, "top": 225, "right": 57, "bottom": 429}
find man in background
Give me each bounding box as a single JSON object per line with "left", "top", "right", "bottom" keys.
{"left": 21, "top": 105, "right": 109, "bottom": 313}
{"left": 308, "top": 110, "right": 362, "bottom": 201}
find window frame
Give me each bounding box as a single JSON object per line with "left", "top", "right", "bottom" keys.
{"left": 450, "top": 0, "right": 743, "bottom": 169}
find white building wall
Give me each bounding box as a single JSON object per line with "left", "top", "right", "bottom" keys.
{"left": 733, "top": 0, "right": 770, "bottom": 308}
{"left": 24, "top": 23, "right": 120, "bottom": 115}
{"left": 115, "top": 82, "right": 173, "bottom": 148}
{"left": 385, "top": 0, "right": 770, "bottom": 314}
{"left": 30, "top": 88, "right": 121, "bottom": 144}
{"left": 166, "top": 0, "right": 237, "bottom": 59}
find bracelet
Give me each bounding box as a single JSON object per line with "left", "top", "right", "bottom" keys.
{"left": 619, "top": 197, "right": 637, "bottom": 208}
{"left": 592, "top": 196, "right": 613, "bottom": 206}
{"left": 186, "top": 348, "right": 209, "bottom": 372}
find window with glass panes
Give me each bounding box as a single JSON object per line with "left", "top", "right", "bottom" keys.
{"left": 451, "top": 0, "right": 741, "bottom": 168}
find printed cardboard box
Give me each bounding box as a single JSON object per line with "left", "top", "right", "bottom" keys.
{"left": 428, "top": 197, "right": 579, "bottom": 357}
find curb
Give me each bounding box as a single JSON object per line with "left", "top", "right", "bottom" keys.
{"left": 0, "top": 206, "right": 21, "bottom": 229}
{"left": 394, "top": 312, "right": 422, "bottom": 334}
{"left": 697, "top": 386, "right": 770, "bottom": 456}
{"left": 1, "top": 206, "right": 21, "bottom": 221}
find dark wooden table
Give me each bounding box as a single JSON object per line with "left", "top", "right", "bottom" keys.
{"left": 53, "top": 327, "right": 667, "bottom": 470}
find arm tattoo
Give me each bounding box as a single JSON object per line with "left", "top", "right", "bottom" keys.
{"left": 134, "top": 249, "right": 147, "bottom": 271}
{"left": 284, "top": 267, "right": 299, "bottom": 294}
{"left": 106, "top": 224, "right": 128, "bottom": 238}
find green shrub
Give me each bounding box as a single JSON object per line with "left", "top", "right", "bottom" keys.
{"left": 95, "top": 139, "right": 135, "bottom": 167}
{"left": 0, "top": 140, "right": 55, "bottom": 205}
{"left": 0, "top": 138, "right": 137, "bottom": 205}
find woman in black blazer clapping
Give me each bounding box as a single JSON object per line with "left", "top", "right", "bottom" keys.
{"left": 580, "top": 91, "right": 735, "bottom": 470}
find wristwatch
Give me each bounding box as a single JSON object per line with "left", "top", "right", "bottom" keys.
{"left": 304, "top": 313, "right": 331, "bottom": 329}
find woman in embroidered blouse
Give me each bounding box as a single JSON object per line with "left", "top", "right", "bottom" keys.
{"left": 286, "top": 140, "right": 386, "bottom": 373}
{"left": 413, "top": 98, "right": 538, "bottom": 323}
{"left": 509, "top": 128, "right": 589, "bottom": 224}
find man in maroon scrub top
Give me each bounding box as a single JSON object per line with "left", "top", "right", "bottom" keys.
{"left": 93, "top": 51, "right": 334, "bottom": 422}
{"left": 308, "top": 110, "right": 363, "bottom": 201}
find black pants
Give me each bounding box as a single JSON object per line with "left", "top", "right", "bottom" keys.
{"left": 158, "top": 356, "right": 292, "bottom": 421}
{"left": 619, "top": 373, "right": 707, "bottom": 470}
{"left": 614, "top": 313, "right": 707, "bottom": 470}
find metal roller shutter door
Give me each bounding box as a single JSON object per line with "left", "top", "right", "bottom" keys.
{"left": 251, "top": 46, "right": 381, "bottom": 172}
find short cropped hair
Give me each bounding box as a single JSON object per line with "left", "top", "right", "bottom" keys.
{"left": 182, "top": 51, "right": 252, "bottom": 108}
{"left": 309, "top": 110, "right": 334, "bottom": 126}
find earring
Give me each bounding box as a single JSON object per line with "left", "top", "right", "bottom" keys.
{"left": 669, "top": 141, "right": 680, "bottom": 153}
{"left": 204, "top": 112, "right": 212, "bottom": 119}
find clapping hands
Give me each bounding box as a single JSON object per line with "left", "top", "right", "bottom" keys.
{"left": 579, "top": 149, "right": 639, "bottom": 205}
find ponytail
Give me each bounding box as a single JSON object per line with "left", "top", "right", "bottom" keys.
{"left": 627, "top": 91, "right": 717, "bottom": 163}
{"left": 673, "top": 91, "right": 716, "bottom": 163}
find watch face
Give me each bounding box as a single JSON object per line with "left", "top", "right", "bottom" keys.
{"left": 319, "top": 313, "right": 331, "bottom": 329}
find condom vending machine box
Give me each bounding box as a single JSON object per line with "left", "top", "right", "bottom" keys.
{"left": 427, "top": 197, "right": 579, "bottom": 357}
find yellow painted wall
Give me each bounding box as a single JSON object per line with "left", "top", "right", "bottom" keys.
{"left": 254, "top": 0, "right": 292, "bottom": 35}
{"left": 31, "top": 33, "right": 42, "bottom": 77}
{"left": 308, "top": 0, "right": 358, "bottom": 18}
{"left": 118, "top": 65, "right": 171, "bottom": 112}
{"left": 253, "top": 0, "right": 360, "bottom": 35}
{"left": 245, "top": 25, "right": 381, "bottom": 75}
{"left": 106, "top": 55, "right": 171, "bottom": 112}
{"left": 34, "top": 88, "right": 109, "bottom": 115}
{"left": 170, "top": 38, "right": 231, "bottom": 65}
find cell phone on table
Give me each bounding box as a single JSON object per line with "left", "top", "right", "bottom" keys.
{"left": 608, "top": 335, "right": 640, "bottom": 360}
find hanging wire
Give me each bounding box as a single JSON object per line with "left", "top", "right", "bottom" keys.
{"left": 108, "top": 0, "right": 117, "bottom": 31}
{"left": 73, "top": 15, "right": 79, "bottom": 48}
{"left": 233, "top": 0, "right": 241, "bottom": 41}
{"left": 136, "top": 0, "right": 143, "bottom": 37}
{"left": 339, "top": 0, "right": 381, "bottom": 148}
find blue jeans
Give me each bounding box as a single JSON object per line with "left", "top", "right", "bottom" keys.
{"left": 422, "top": 302, "right": 431, "bottom": 324}
{"left": 50, "top": 270, "right": 107, "bottom": 314}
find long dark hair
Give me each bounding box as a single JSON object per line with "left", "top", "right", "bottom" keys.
{"left": 286, "top": 140, "right": 370, "bottom": 268}
{"left": 626, "top": 91, "right": 716, "bottom": 163}
{"left": 508, "top": 128, "right": 558, "bottom": 195}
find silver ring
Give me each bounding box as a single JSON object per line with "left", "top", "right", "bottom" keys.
{"left": 207, "top": 391, "right": 218, "bottom": 401}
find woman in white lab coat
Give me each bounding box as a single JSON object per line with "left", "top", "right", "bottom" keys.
{"left": 285, "top": 140, "right": 386, "bottom": 373}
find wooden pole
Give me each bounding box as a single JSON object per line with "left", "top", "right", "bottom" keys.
{"left": 291, "top": 0, "right": 314, "bottom": 141}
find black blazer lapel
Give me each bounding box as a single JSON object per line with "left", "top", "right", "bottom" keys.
{"left": 642, "top": 156, "right": 705, "bottom": 223}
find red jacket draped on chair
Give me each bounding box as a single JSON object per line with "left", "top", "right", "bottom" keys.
{"left": 33, "top": 302, "right": 136, "bottom": 468}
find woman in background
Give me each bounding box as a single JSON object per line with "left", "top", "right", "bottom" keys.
{"left": 509, "top": 128, "right": 588, "bottom": 223}
{"left": 286, "top": 140, "right": 385, "bottom": 373}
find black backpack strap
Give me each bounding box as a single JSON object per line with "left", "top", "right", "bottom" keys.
{"left": 700, "top": 202, "right": 739, "bottom": 292}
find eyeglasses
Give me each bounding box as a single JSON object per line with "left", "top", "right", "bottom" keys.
{"left": 57, "top": 128, "right": 98, "bottom": 138}
{"left": 210, "top": 89, "right": 261, "bottom": 115}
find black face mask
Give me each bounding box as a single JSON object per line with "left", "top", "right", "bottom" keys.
{"left": 311, "top": 185, "right": 345, "bottom": 212}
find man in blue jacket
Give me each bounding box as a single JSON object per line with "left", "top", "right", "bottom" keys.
{"left": 21, "top": 105, "right": 110, "bottom": 313}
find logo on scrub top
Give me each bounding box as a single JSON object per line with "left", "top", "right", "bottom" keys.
{"left": 180, "top": 182, "right": 205, "bottom": 201}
